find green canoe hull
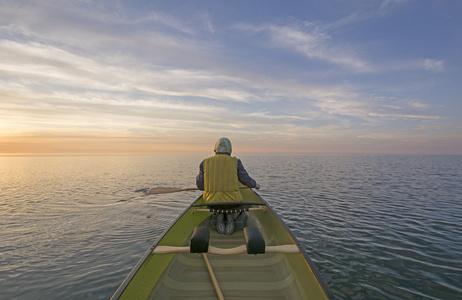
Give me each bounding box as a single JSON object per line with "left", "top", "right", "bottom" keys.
{"left": 112, "top": 189, "right": 334, "bottom": 299}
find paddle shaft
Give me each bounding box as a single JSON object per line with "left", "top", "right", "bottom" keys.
{"left": 147, "top": 187, "right": 199, "bottom": 194}
{"left": 202, "top": 253, "right": 225, "bottom": 300}
{"left": 148, "top": 186, "right": 250, "bottom": 195}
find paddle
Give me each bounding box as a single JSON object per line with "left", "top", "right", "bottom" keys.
{"left": 147, "top": 187, "right": 199, "bottom": 194}
{"left": 147, "top": 186, "right": 250, "bottom": 195}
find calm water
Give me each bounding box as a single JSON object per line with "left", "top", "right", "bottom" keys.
{"left": 1, "top": 154, "right": 461, "bottom": 299}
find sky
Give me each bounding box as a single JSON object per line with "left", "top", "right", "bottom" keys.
{"left": 1, "top": 0, "right": 461, "bottom": 155}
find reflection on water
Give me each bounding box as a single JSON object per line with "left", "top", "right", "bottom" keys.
{"left": 1, "top": 154, "right": 461, "bottom": 299}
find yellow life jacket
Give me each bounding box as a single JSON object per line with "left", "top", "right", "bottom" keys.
{"left": 203, "top": 154, "right": 243, "bottom": 203}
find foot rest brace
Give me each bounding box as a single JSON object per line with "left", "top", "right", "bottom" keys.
{"left": 244, "top": 227, "right": 265, "bottom": 254}
{"left": 190, "top": 227, "right": 210, "bottom": 253}
{"left": 190, "top": 226, "right": 266, "bottom": 255}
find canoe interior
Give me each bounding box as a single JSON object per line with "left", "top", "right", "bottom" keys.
{"left": 115, "top": 189, "right": 331, "bottom": 299}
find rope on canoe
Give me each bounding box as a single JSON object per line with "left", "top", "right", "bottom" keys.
{"left": 192, "top": 206, "right": 267, "bottom": 214}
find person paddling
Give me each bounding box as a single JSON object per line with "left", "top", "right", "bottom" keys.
{"left": 196, "top": 137, "right": 260, "bottom": 235}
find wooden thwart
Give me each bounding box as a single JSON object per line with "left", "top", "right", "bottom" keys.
{"left": 152, "top": 244, "right": 300, "bottom": 255}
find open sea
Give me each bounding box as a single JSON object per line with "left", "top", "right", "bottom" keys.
{"left": 1, "top": 154, "right": 461, "bottom": 299}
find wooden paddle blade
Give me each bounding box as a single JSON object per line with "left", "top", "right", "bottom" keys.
{"left": 148, "top": 187, "right": 199, "bottom": 194}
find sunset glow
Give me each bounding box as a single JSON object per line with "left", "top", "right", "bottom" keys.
{"left": 1, "top": 1, "right": 461, "bottom": 154}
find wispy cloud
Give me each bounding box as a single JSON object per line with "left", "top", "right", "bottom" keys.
{"left": 234, "top": 17, "right": 446, "bottom": 75}
{"left": 0, "top": 19, "right": 440, "bottom": 132}
{"left": 142, "top": 11, "right": 196, "bottom": 34}
{"left": 234, "top": 21, "right": 374, "bottom": 73}
{"left": 423, "top": 59, "right": 444, "bottom": 71}
{"left": 0, "top": 36, "right": 258, "bottom": 104}
{"left": 368, "top": 112, "right": 440, "bottom": 120}
{"left": 380, "top": 0, "right": 409, "bottom": 15}
{"left": 0, "top": 1, "right": 458, "bottom": 154}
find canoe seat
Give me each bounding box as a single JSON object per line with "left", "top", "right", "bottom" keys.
{"left": 244, "top": 227, "right": 266, "bottom": 255}
{"left": 190, "top": 227, "right": 210, "bottom": 253}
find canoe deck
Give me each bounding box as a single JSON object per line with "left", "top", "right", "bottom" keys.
{"left": 148, "top": 215, "right": 307, "bottom": 300}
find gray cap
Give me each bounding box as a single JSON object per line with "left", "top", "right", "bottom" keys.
{"left": 214, "top": 137, "right": 232, "bottom": 154}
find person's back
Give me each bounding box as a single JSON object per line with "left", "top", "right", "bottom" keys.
{"left": 196, "top": 137, "right": 260, "bottom": 235}
{"left": 203, "top": 154, "right": 243, "bottom": 203}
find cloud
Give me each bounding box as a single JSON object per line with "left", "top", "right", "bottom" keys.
{"left": 379, "top": 0, "right": 409, "bottom": 15}
{"left": 234, "top": 15, "right": 448, "bottom": 76}
{"left": 142, "top": 11, "right": 196, "bottom": 34}
{"left": 368, "top": 112, "right": 440, "bottom": 120}
{"left": 0, "top": 25, "right": 438, "bottom": 138}
{"left": 423, "top": 59, "right": 444, "bottom": 71}
{"left": 409, "top": 101, "right": 431, "bottom": 109}
{"left": 0, "top": 36, "right": 260, "bottom": 105}
{"left": 234, "top": 21, "right": 374, "bottom": 73}
{"left": 0, "top": 2, "right": 216, "bottom": 70}
{"left": 0, "top": 1, "right": 455, "bottom": 154}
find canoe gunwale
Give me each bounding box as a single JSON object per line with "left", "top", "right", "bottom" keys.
{"left": 192, "top": 201, "right": 267, "bottom": 207}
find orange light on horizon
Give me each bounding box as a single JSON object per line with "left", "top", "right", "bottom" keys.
{"left": 1, "top": 134, "right": 462, "bottom": 155}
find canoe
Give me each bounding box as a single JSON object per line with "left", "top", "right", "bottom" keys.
{"left": 111, "top": 188, "right": 335, "bottom": 299}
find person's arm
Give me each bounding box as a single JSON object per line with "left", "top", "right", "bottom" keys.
{"left": 237, "top": 159, "right": 260, "bottom": 189}
{"left": 196, "top": 161, "right": 205, "bottom": 190}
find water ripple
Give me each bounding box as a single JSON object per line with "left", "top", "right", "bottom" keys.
{"left": 1, "top": 154, "right": 462, "bottom": 299}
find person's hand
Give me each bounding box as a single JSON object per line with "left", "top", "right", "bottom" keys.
{"left": 255, "top": 184, "right": 261, "bottom": 190}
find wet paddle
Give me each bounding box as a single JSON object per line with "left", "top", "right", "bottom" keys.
{"left": 148, "top": 186, "right": 250, "bottom": 195}
{"left": 147, "top": 187, "right": 199, "bottom": 194}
